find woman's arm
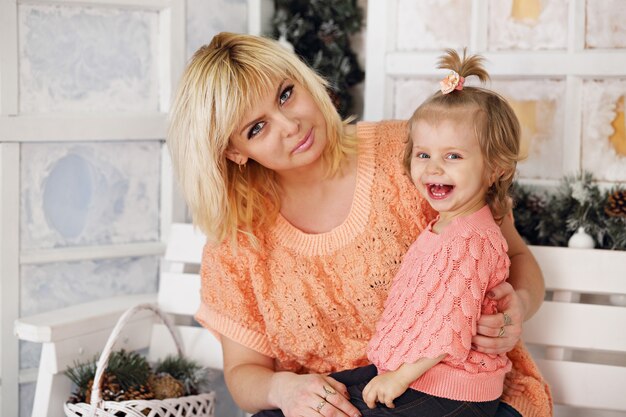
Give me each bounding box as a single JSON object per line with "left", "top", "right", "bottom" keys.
{"left": 221, "top": 336, "right": 361, "bottom": 417}
{"left": 473, "top": 214, "right": 546, "bottom": 354}
{"left": 501, "top": 213, "right": 545, "bottom": 320}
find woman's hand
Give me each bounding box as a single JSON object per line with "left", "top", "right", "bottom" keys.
{"left": 271, "top": 372, "right": 361, "bottom": 417}
{"left": 222, "top": 336, "right": 361, "bottom": 417}
{"left": 473, "top": 281, "right": 525, "bottom": 354}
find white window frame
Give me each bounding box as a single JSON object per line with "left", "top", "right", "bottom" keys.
{"left": 0, "top": 1, "right": 185, "bottom": 415}
{"left": 0, "top": 0, "right": 270, "bottom": 412}
{"left": 364, "top": 0, "right": 626, "bottom": 185}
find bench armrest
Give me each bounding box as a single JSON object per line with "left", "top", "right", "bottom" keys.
{"left": 15, "top": 293, "right": 157, "bottom": 343}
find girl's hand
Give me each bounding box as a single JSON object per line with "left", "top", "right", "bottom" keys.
{"left": 362, "top": 373, "right": 409, "bottom": 409}
{"left": 272, "top": 372, "right": 361, "bottom": 417}
{"left": 473, "top": 281, "right": 525, "bottom": 354}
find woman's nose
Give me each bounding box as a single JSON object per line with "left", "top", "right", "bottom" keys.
{"left": 278, "top": 112, "right": 299, "bottom": 138}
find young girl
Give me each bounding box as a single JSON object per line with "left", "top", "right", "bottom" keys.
{"left": 358, "top": 49, "right": 522, "bottom": 416}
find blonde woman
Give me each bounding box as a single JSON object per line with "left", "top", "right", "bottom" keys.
{"left": 167, "top": 33, "right": 551, "bottom": 417}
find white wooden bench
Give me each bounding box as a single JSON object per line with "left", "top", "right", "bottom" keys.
{"left": 14, "top": 224, "right": 626, "bottom": 417}
{"left": 525, "top": 246, "right": 626, "bottom": 416}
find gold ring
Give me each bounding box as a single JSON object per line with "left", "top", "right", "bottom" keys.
{"left": 503, "top": 312, "right": 512, "bottom": 326}
{"left": 316, "top": 400, "right": 327, "bottom": 412}
{"left": 323, "top": 385, "right": 336, "bottom": 396}
{"left": 498, "top": 326, "right": 506, "bottom": 338}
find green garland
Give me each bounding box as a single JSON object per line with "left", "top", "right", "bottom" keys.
{"left": 511, "top": 172, "right": 626, "bottom": 250}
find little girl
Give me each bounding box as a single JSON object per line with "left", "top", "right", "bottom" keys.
{"left": 357, "top": 49, "right": 522, "bottom": 416}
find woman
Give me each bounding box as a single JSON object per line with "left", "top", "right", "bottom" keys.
{"left": 167, "top": 32, "right": 551, "bottom": 417}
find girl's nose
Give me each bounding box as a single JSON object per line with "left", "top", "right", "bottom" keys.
{"left": 426, "top": 159, "right": 443, "bottom": 174}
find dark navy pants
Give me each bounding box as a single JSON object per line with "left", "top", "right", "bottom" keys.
{"left": 253, "top": 364, "right": 518, "bottom": 417}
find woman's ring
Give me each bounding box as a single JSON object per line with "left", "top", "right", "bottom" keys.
{"left": 503, "top": 312, "right": 512, "bottom": 326}
{"left": 498, "top": 326, "right": 506, "bottom": 338}
{"left": 316, "top": 399, "right": 327, "bottom": 413}
{"left": 323, "top": 385, "right": 336, "bottom": 396}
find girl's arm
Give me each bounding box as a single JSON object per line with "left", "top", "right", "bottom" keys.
{"left": 221, "top": 336, "right": 361, "bottom": 417}
{"left": 473, "top": 214, "right": 546, "bottom": 354}
{"left": 362, "top": 355, "right": 446, "bottom": 409}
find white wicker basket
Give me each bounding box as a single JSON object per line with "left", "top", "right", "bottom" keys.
{"left": 64, "top": 303, "right": 216, "bottom": 417}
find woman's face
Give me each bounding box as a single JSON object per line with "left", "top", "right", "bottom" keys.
{"left": 225, "top": 78, "right": 328, "bottom": 177}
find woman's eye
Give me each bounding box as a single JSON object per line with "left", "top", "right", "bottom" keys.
{"left": 247, "top": 121, "right": 265, "bottom": 139}
{"left": 279, "top": 85, "right": 294, "bottom": 105}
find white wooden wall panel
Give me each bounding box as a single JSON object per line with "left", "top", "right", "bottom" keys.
{"left": 0, "top": 143, "right": 20, "bottom": 417}
{"left": 1, "top": 1, "right": 271, "bottom": 414}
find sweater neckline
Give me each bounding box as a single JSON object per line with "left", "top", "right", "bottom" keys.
{"left": 272, "top": 122, "right": 377, "bottom": 255}
{"left": 419, "top": 205, "right": 494, "bottom": 250}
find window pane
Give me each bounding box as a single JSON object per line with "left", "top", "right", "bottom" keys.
{"left": 19, "top": 255, "right": 159, "bottom": 369}
{"left": 488, "top": 0, "right": 568, "bottom": 51}
{"left": 21, "top": 141, "right": 161, "bottom": 249}
{"left": 18, "top": 4, "right": 159, "bottom": 113}
{"left": 582, "top": 79, "right": 626, "bottom": 181}
{"left": 395, "top": 0, "right": 471, "bottom": 51}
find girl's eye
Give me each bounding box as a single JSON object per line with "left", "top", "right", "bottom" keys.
{"left": 415, "top": 152, "right": 429, "bottom": 159}
{"left": 279, "top": 85, "right": 294, "bottom": 105}
{"left": 446, "top": 153, "right": 461, "bottom": 160}
{"left": 247, "top": 121, "right": 266, "bottom": 139}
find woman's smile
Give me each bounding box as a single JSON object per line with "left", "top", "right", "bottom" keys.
{"left": 292, "top": 128, "right": 314, "bottom": 154}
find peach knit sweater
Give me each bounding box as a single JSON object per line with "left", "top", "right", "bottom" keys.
{"left": 196, "top": 121, "right": 552, "bottom": 417}
{"left": 367, "top": 205, "right": 512, "bottom": 401}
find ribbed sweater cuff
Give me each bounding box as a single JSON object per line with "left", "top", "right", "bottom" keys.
{"left": 195, "top": 303, "right": 274, "bottom": 357}
{"left": 408, "top": 364, "right": 506, "bottom": 402}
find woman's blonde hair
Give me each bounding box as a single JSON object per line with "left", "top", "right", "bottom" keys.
{"left": 403, "top": 49, "right": 521, "bottom": 221}
{"left": 167, "top": 32, "right": 356, "bottom": 244}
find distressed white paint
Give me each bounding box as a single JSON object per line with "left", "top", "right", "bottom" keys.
{"left": 492, "top": 79, "right": 566, "bottom": 180}
{"left": 20, "top": 141, "right": 161, "bottom": 250}
{"left": 18, "top": 3, "right": 159, "bottom": 113}
{"left": 186, "top": 0, "right": 247, "bottom": 58}
{"left": 19, "top": 255, "right": 159, "bottom": 369}
{"left": 586, "top": 0, "right": 626, "bottom": 49}
{"left": 488, "top": 0, "right": 569, "bottom": 50}
{"left": 395, "top": 0, "right": 471, "bottom": 51}
{"left": 581, "top": 79, "right": 626, "bottom": 182}
{"left": 392, "top": 78, "right": 437, "bottom": 120}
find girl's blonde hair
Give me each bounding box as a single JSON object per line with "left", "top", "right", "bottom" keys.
{"left": 403, "top": 49, "right": 521, "bottom": 221}
{"left": 167, "top": 32, "right": 356, "bottom": 244}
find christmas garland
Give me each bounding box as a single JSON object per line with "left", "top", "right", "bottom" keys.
{"left": 511, "top": 172, "right": 626, "bottom": 250}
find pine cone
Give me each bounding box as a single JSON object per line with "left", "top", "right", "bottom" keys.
{"left": 148, "top": 373, "right": 185, "bottom": 399}
{"left": 605, "top": 190, "right": 626, "bottom": 217}
{"left": 85, "top": 373, "right": 122, "bottom": 402}
{"left": 118, "top": 384, "right": 155, "bottom": 401}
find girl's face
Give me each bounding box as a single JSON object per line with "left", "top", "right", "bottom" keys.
{"left": 409, "top": 117, "right": 493, "bottom": 223}
{"left": 225, "top": 78, "right": 328, "bottom": 177}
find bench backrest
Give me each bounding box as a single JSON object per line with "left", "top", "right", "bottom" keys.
{"left": 525, "top": 245, "right": 626, "bottom": 413}
{"left": 148, "top": 223, "right": 222, "bottom": 369}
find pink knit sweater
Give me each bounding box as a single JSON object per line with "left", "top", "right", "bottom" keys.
{"left": 367, "top": 205, "right": 512, "bottom": 401}
{"left": 196, "top": 121, "right": 552, "bottom": 417}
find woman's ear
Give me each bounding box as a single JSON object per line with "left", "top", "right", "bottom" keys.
{"left": 224, "top": 144, "right": 249, "bottom": 166}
